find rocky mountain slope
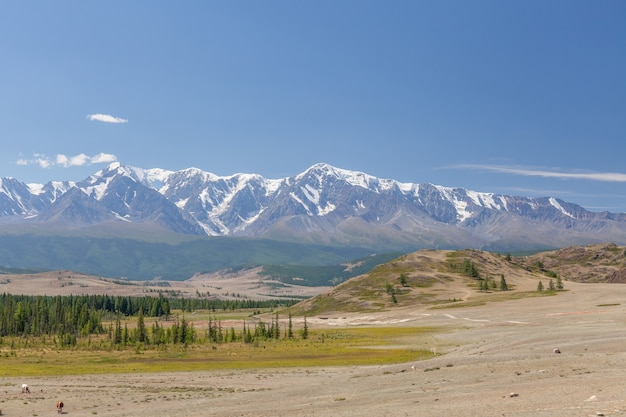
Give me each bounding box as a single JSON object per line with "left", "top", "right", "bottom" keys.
{"left": 2, "top": 162, "right": 626, "bottom": 252}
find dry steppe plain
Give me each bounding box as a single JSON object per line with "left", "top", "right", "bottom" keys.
{"left": 2, "top": 245, "right": 626, "bottom": 416}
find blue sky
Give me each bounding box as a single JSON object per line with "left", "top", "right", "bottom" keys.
{"left": 2, "top": 1, "right": 625, "bottom": 212}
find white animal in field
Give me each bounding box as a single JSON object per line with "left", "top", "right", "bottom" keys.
{"left": 21, "top": 384, "right": 30, "bottom": 393}
{"left": 553, "top": 348, "right": 561, "bottom": 354}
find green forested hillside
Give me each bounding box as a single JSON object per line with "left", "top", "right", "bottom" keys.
{"left": 0, "top": 235, "right": 376, "bottom": 281}
{"left": 260, "top": 252, "right": 404, "bottom": 286}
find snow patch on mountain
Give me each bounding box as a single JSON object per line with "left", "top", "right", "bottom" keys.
{"left": 397, "top": 181, "right": 419, "bottom": 195}
{"left": 290, "top": 192, "right": 313, "bottom": 216}
{"left": 466, "top": 190, "right": 503, "bottom": 210}
{"left": 26, "top": 183, "right": 45, "bottom": 195}
{"left": 264, "top": 178, "right": 283, "bottom": 195}
{"left": 549, "top": 197, "right": 575, "bottom": 219}
{"left": 82, "top": 178, "right": 110, "bottom": 200}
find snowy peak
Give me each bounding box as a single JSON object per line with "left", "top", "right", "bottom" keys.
{"left": 0, "top": 163, "right": 625, "bottom": 251}
{"left": 298, "top": 163, "right": 396, "bottom": 192}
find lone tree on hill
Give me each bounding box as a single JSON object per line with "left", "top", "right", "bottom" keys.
{"left": 399, "top": 273, "right": 408, "bottom": 287}
{"left": 386, "top": 283, "right": 398, "bottom": 304}
{"left": 463, "top": 259, "right": 479, "bottom": 278}
{"left": 500, "top": 274, "right": 508, "bottom": 291}
{"left": 537, "top": 280, "right": 544, "bottom": 292}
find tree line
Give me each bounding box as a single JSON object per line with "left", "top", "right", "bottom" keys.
{"left": 0, "top": 293, "right": 299, "bottom": 344}
{"left": 107, "top": 311, "right": 309, "bottom": 348}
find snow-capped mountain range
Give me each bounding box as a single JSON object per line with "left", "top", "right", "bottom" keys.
{"left": 2, "top": 162, "right": 626, "bottom": 251}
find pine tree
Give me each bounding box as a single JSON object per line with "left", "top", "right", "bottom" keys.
{"left": 302, "top": 316, "right": 309, "bottom": 340}
{"left": 288, "top": 312, "right": 294, "bottom": 339}
{"left": 556, "top": 275, "right": 564, "bottom": 289}
{"left": 243, "top": 321, "right": 252, "bottom": 343}
{"left": 179, "top": 316, "right": 189, "bottom": 344}
{"left": 136, "top": 310, "right": 147, "bottom": 343}
{"left": 273, "top": 313, "right": 280, "bottom": 339}
{"left": 463, "top": 259, "right": 479, "bottom": 277}
{"left": 500, "top": 274, "right": 508, "bottom": 291}
{"left": 123, "top": 323, "right": 129, "bottom": 345}
{"left": 537, "top": 280, "right": 544, "bottom": 292}
{"left": 399, "top": 273, "right": 408, "bottom": 287}
{"left": 114, "top": 315, "right": 122, "bottom": 345}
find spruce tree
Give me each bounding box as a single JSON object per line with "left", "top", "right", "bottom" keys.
{"left": 288, "top": 312, "right": 294, "bottom": 339}
{"left": 302, "top": 316, "right": 309, "bottom": 340}
{"left": 114, "top": 315, "right": 122, "bottom": 345}
{"left": 556, "top": 275, "right": 563, "bottom": 289}
{"left": 399, "top": 273, "right": 408, "bottom": 287}
{"left": 500, "top": 274, "right": 508, "bottom": 291}
{"left": 273, "top": 313, "right": 280, "bottom": 340}
{"left": 136, "top": 310, "right": 147, "bottom": 343}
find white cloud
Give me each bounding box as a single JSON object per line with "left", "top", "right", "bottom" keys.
{"left": 16, "top": 153, "right": 118, "bottom": 168}
{"left": 17, "top": 153, "right": 54, "bottom": 169}
{"left": 86, "top": 113, "right": 128, "bottom": 124}
{"left": 91, "top": 153, "right": 118, "bottom": 164}
{"left": 452, "top": 164, "right": 626, "bottom": 183}
{"left": 56, "top": 153, "right": 89, "bottom": 167}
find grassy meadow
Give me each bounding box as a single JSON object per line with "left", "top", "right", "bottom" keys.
{"left": 0, "top": 309, "right": 437, "bottom": 377}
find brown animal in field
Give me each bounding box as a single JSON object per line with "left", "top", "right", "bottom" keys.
{"left": 21, "top": 384, "right": 30, "bottom": 393}
{"left": 56, "top": 401, "right": 64, "bottom": 414}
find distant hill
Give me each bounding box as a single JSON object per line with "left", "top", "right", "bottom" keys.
{"left": 292, "top": 243, "right": 626, "bottom": 316}
{"left": 523, "top": 242, "right": 626, "bottom": 283}
{"left": 0, "top": 235, "right": 376, "bottom": 281}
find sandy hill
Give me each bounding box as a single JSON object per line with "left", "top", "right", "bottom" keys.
{"left": 293, "top": 243, "right": 626, "bottom": 316}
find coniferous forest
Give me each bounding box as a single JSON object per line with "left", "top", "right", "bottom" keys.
{"left": 0, "top": 293, "right": 299, "bottom": 346}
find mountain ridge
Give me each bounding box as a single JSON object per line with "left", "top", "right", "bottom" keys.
{"left": 2, "top": 162, "right": 626, "bottom": 252}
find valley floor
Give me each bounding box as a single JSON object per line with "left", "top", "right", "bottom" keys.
{"left": 3, "top": 280, "right": 626, "bottom": 416}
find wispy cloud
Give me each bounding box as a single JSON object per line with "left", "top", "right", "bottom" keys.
{"left": 17, "top": 153, "right": 118, "bottom": 169}
{"left": 453, "top": 164, "right": 626, "bottom": 183}
{"left": 86, "top": 113, "right": 128, "bottom": 124}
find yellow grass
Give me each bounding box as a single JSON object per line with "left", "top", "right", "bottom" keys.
{"left": 0, "top": 326, "right": 436, "bottom": 377}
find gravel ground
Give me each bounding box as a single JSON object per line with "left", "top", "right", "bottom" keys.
{"left": 3, "top": 280, "right": 626, "bottom": 417}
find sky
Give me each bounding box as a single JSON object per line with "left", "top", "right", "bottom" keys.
{"left": 1, "top": 1, "right": 625, "bottom": 212}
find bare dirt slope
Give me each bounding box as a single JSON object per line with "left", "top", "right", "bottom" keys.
{"left": 524, "top": 242, "right": 626, "bottom": 282}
